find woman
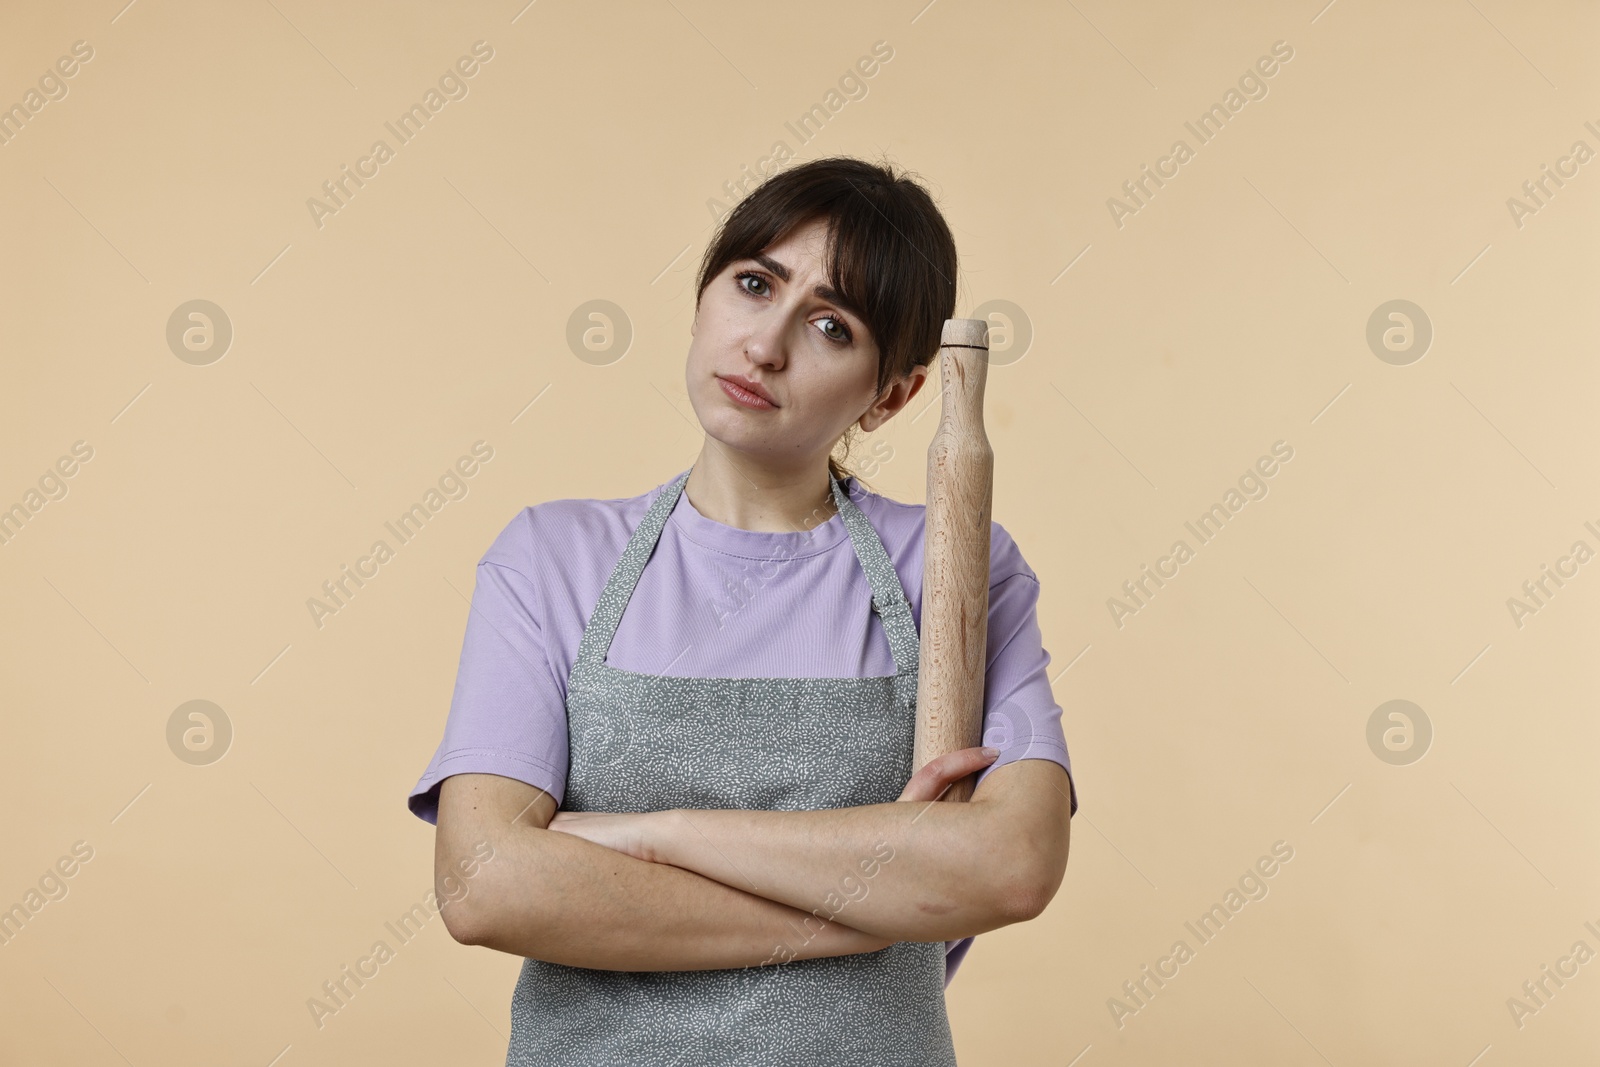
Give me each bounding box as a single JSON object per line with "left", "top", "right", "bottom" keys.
{"left": 408, "top": 155, "right": 1077, "bottom": 1065}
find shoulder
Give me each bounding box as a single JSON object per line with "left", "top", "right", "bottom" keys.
{"left": 476, "top": 476, "right": 673, "bottom": 575}
{"left": 850, "top": 478, "right": 1038, "bottom": 589}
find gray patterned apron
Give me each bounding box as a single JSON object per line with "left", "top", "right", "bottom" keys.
{"left": 506, "top": 468, "right": 958, "bottom": 1066}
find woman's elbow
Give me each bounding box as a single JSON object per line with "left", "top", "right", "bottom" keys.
{"left": 433, "top": 833, "right": 519, "bottom": 947}
{"left": 1000, "top": 876, "right": 1055, "bottom": 924}
{"left": 998, "top": 836, "right": 1071, "bottom": 923}
{"left": 441, "top": 900, "right": 487, "bottom": 945}
{"left": 438, "top": 869, "right": 500, "bottom": 945}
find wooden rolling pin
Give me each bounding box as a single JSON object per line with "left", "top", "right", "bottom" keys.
{"left": 913, "top": 317, "right": 993, "bottom": 803}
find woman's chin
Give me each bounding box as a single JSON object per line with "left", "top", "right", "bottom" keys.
{"left": 702, "top": 432, "right": 771, "bottom": 459}
{"left": 697, "top": 428, "right": 798, "bottom": 467}
{"left": 699, "top": 407, "right": 778, "bottom": 447}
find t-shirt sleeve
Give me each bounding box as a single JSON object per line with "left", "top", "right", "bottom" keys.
{"left": 970, "top": 549, "right": 1078, "bottom": 817}
{"left": 946, "top": 528, "right": 1079, "bottom": 986}
{"left": 406, "top": 518, "right": 571, "bottom": 826}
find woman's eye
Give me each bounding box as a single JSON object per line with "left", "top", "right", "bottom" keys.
{"left": 818, "top": 316, "right": 851, "bottom": 343}
{"left": 737, "top": 271, "right": 769, "bottom": 296}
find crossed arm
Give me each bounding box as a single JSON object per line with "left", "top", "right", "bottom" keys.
{"left": 434, "top": 750, "right": 1072, "bottom": 972}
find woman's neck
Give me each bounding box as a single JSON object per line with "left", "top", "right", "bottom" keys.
{"left": 681, "top": 445, "right": 840, "bottom": 534}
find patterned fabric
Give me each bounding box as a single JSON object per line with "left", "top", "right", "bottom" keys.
{"left": 507, "top": 468, "right": 958, "bottom": 1066}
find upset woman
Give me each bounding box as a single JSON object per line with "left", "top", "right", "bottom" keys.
{"left": 408, "top": 155, "right": 1077, "bottom": 1065}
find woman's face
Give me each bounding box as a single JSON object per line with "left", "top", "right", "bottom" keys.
{"left": 686, "top": 217, "right": 926, "bottom": 472}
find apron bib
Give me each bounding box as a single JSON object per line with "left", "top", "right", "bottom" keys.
{"left": 506, "top": 468, "right": 957, "bottom": 1066}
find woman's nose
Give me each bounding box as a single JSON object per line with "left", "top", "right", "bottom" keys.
{"left": 744, "top": 318, "right": 788, "bottom": 370}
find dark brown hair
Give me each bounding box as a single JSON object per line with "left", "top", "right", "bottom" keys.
{"left": 694, "top": 155, "right": 959, "bottom": 489}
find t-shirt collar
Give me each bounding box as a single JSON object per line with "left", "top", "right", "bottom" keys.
{"left": 667, "top": 470, "right": 856, "bottom": 560}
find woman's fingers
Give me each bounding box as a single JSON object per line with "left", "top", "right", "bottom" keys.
{"left": 896, "top": 746, "right": 1000, "bottom": 803}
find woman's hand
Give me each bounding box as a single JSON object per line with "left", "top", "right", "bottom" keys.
{"left": 546, "top": 810, "right": 660, "bottom": 862}
{"left": 896, "top": 746, "right": 1000, "bottom": 803}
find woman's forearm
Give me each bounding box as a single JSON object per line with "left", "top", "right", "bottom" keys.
{"left": 466, "top": 823, "right": 894, "bottom": 971}
{"left": 648, "top": 799, "right": 1027, "bottom": 943}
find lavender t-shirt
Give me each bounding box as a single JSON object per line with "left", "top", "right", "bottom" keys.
{"left": 408, "top": 470, "right": 1078, "bottom": 987}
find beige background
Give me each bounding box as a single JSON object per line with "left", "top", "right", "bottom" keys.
{"left": 1, "top": 0, "right": 1596, "bottom": 1063}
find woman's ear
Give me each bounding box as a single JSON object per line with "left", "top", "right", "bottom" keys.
{"left": 858, "top": 365, "right": 930, "bottom": 433}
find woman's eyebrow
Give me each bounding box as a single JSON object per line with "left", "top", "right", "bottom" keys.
{"left": 750, "top": 253, "right": 864, "bottom": 321}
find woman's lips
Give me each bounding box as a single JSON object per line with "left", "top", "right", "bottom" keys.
{"left": 717, "top": 377, "right": 777, "bottom": 410}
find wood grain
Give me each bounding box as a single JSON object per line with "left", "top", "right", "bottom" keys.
{"left": 913, "top": 318, "right": 993, "bottom": 803}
